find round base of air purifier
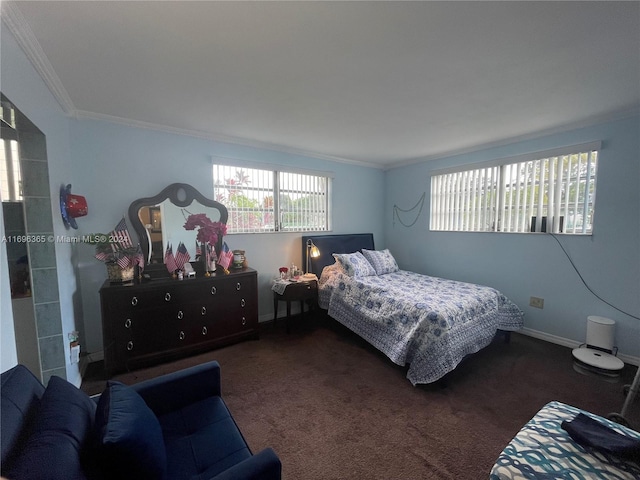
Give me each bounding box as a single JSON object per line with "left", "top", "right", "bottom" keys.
{"left": 572, "top": 346, "right": 624, "bottom": 381}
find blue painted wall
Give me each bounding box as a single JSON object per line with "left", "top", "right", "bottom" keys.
{"left": 384, "top": 115, "right": 640, "bottom": 359}
{"left": 1, "top": 24, "right": 384, "bottom": 363}
{"left": 68, "top": 118, "right": 385, "bottom": 353}
{"left": 0, "top": 25, "right": 79, "bottom": 384}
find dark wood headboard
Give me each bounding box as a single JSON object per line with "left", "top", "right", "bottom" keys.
{"left": 301, "top": 233, "right": 375, "bottom": 275}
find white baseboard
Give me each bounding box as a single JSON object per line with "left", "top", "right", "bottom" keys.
{"left": 519, "top": 327, "right": 640, "bottom": 366}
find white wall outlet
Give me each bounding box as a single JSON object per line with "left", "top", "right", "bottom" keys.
{"left": 529, "top": 296, "right": 544, "bottom": 309}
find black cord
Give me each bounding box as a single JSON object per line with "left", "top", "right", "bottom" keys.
{"left": 393, "top": 192, "right": 426, "bottom": 228}
{"left": 549, "top": 233, "right": 639, "bottom": 320}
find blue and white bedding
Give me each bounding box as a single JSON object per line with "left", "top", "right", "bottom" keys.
{"left": 491, "top": 401, "right": 640, "bottom": 479}
{"left": 318, "top": 263, "right": 524, "bottom": 385}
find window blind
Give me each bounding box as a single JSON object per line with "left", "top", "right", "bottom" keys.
{"left": 213, "top": 163, "right": 330, "bottom": 234}
{"left": 1, "top": 139, "right": 22, "bottom": 201}
{"left": 430, "top": 144, "right": 599, "bottom": 234}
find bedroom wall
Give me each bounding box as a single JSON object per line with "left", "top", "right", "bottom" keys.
{"left": 68, "top": 118, "right": 385, "bottom": 355}
{"left": 0, "top": 25, "right": 80, "bottom": 384}
{"left": 1, "top": 22, "right": 385, "bottom": 366}
{"left": 384, "top": 114, "right": 640, "bottom": 362}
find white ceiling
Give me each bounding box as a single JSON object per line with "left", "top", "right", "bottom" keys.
{"left": 4, "top": 1, "right": 639, "bottom": 168}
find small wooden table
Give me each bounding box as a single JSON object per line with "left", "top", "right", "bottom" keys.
{"left": 273, "top": 279, "right": 318, "bottom": 333}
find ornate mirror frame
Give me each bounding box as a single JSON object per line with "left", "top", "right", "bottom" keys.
{"left": 128, "top": 183, "right": 228, "bottom": 274}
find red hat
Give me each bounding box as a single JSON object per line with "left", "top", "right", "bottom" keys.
{"left": 60, "top": 184, "right": 88, "bottom": 229}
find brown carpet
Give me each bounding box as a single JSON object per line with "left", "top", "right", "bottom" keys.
{"left": 81, "top": 312, "right": 639, "bottom": 479}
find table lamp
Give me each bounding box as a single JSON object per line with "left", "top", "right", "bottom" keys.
{"left": 304, "top": 239, "right": 320, "bottom": 279}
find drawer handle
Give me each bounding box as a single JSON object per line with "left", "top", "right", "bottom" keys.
{"left": 124, "top": 318, "right": 132, "bottom": 329}
{"left": 236, "top": 282, "right": 241, "bottom": 291}
{"left": 202, "top": 326, "right": 208, "bottom": 335}
{"left": 241, "top": 316, "right": 246, "bottom": 326}
{"left": 201, "top": 306, "right": 207, "bottom": 315}
{"left": 211, "top": 286, "right": 217, "bottom": 295}
{"left": 240, "top": 298, "right": 246, "bottom": 307}
{"left": 131, "top": 296, "right": 138, "bottom": 306}
{"left": 179, "top": 331, "right": 185, "bottom": 341}
{"left": 164, "top": 292, "right": 171, "bottom": 302}
{"left": 177, "top": 310, "right": 184, "bottom": 320}
{"left": 127, "top": 341, "right": 134, "bottom": 351}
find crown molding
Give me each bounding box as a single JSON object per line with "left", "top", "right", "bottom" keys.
{"left": 1, "top": 2, "right": 76, "bottom": 115}
{"left": 0, "top": 2, "right": 381, "bottom": 171}
{"left": 388, "top": 106, "right": 640, "bottom": 170}
{"left": 74, "top": 109, "right": 384, "bottom": 170}
{"left": 2, "top": 1, "right": 382, "bottom": 171}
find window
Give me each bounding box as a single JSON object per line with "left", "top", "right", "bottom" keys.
{"left": 213, "top": 162, "right": 331, "bottom": 234}
{"left": 1, "top": 104, "right": 21, "bottom": 201}
{"left": 430, "top": 142, "right": 600, "bottom": 234}
{"left": 1, "top": 138, "right": 22, "bottom": 201}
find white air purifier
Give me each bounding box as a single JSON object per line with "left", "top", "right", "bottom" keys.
{"left": 572, "top": 316, "right": 624, "bottom": 379}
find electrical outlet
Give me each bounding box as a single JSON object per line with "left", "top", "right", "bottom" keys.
{"left": 529, "top": 296, "right": 544, "bottom": 309}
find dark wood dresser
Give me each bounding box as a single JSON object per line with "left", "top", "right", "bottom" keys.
{"left": 99, "top": 268, "right": 258, "bottom": 375}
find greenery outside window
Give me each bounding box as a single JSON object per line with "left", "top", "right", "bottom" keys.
{"left": 430, "top": 142, "right": 600, "bottom": 234}
{"left": 213, "top": 161, "right": 331, "bottom": 234}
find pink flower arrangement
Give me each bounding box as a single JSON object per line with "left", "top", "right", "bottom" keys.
{"left": 183, "top": 214, "right": 227, "bottom": 246}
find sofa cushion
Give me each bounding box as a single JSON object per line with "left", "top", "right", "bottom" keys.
{"left": 159, "top": 395, "right": 252, "bottom": 480}
{"left": 94, "top": 381, "right": 166, "bottom": 480}
{"left": 0, "top": 364, "right": 45, "bottom": 470}
{"left": 4, "top": 375, "right": 96, "bottom": 480}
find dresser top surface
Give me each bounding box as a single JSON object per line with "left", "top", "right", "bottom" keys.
{"left": 100, "top": 267, "right": 256, "bottom": 292}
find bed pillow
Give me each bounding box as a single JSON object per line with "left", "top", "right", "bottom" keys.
{"left": 94, "top": 381, "right": 166, "bottom": 480}
{"left": 332, "top": 252, "right": 376, "bottom": 277}
{"left": 5, "top": 375, "right": 96, "bottom": 480}
{"left": 362, "top": 249, "right": 399, "bottom": 275}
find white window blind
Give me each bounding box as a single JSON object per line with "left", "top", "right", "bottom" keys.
{"left": 430, "top": 143, "right": 600, "bottom": 234}
{"left": 213, "top": 163, "right": 330, "bottom": 234}
{"left": 0, "top": 139, "right": 22, "bottom": 201}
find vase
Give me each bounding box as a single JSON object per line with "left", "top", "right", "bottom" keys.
{"left": 105, "top": 262, "right": 134, "bottom": 284}
{"left": 203, "top": 242, "right": 217, "bottom": 273}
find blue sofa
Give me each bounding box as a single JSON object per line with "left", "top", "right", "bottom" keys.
{"left": 1, "top": 361, "right": 281, "bottom": 480}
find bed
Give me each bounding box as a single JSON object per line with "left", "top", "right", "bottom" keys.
{"left": 302, "top": 233, "right": 524, "bottom": 385}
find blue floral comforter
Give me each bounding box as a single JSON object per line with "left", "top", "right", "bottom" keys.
{"left": 319, "top": 268, "right": 524, "bottom": 385}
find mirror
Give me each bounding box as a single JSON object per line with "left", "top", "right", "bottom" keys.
{"left": 128, "top": 183, "right": 228, "bottom": 274}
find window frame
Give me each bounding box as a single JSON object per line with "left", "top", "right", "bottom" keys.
{"left": 429, "top": 141, "right": 601, "bottom": 235}
{"left": 212, "top": 157, "right": 333, "bottom": 234}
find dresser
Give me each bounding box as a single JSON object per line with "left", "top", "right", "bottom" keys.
{"left": 99, "top": 268, "right": 258, "bottom": 375}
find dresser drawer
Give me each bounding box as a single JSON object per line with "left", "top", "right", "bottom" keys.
{"left": 102, "top": 282, "right": 222, "bottom": 312}
{"left": 100, "top": 269, "right": 259, "bottom": 375}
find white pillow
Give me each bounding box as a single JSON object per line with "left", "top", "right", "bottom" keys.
{"left": 361, "top": 249, "right": 399, "bottom": 275}
{"left": 332, "top": 252, "right": 376, "bottom": 277}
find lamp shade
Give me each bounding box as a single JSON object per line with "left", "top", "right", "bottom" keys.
{"left": 306, "top": 239, "right": 321, "bottom": 274}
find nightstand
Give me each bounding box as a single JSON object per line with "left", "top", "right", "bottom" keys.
{"left": 273, "top": 279, "right": 318, "bottom": 333}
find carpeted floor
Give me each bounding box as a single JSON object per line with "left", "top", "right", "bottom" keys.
{"left": 81, "top": 312, "right": 639, "bottom": 479}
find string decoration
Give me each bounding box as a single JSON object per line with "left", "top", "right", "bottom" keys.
{"left": 393, "top": 192, "right": 426, "bottom": 228}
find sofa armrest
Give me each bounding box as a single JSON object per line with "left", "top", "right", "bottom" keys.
{"left": 209, "top": 448, "right": 281, "bottom": 480}
{"left": 132, "top": 361, "right": 221, "bottom": 416}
